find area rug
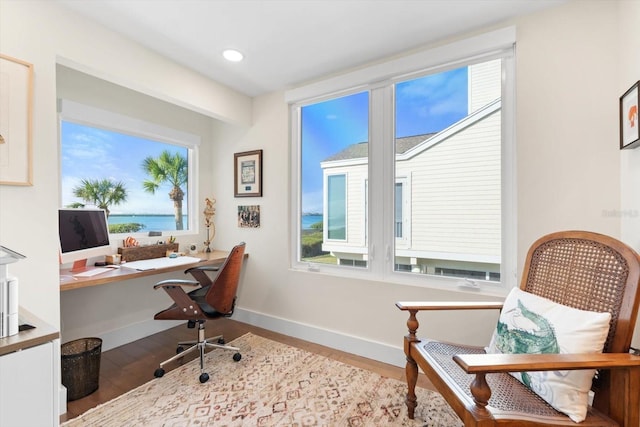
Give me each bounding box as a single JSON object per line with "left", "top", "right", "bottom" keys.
{"left": 62, "top": 333, "right": 461, "bottom": 426}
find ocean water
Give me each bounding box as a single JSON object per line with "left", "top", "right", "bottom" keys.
{"left": 110, "top": 214, "right": 321, "bottom": 231}
{"left": 109, "top": 214, "right": 188, "bottom": 231}
{"left": 302, "top": 214, "right": 322, "bottom": 230}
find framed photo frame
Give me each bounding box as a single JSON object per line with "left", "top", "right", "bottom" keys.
{"left": 234, "top": 149, "right": 263, "bottom": 197}
{"left": 237, "top": 205, "right": 260, "bottom": 228}
{"left": 620, "top": 80, "right": 639, "bottom": 150}
{"left": 0, "top": 54, "right": 34, "bottom": 185}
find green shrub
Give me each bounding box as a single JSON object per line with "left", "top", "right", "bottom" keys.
{"left": 109, "top": 223, "right": 144, "bottom": 234}
{"left": 301, "top": 230, "right": 325, "bottom": 258}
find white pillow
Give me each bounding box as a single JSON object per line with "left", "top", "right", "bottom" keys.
{"left": 486, "top": 287, "right": 611, "bottom": 422}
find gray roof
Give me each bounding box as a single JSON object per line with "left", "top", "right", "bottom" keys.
{"left": 323, "top": 133, "right": 435, "bottom": 162}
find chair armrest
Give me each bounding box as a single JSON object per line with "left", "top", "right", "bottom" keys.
{"left": 454, "top": 352, "right": 640, "bottom": 373}
{"left": 454, "top": 352, "right": 640, "bottom": 411}
{"left": 396, "top": 301, "right": 504, "bottom": 311}
{"left": 185, "top": 265, "right": 221, "bottom": 274}
{"left": 153, "top": 279, "right": 200, "bottom": 289}
{"left": 397, "top": 301, "right": 504, "bottom": 344}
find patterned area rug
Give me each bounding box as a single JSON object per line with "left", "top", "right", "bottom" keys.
{"left": 62, "top": 333, "right": 461, "bottom": 426}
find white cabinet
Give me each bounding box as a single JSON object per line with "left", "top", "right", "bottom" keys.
{"left": 0, "top": 309, "right": 59, "bottom": 427}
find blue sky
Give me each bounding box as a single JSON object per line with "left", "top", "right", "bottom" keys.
{"left": 61, "top": 122, "right": 188, "bottom": 215}
{"left": 301, "top": 67, "right": 468, "bottom": 213}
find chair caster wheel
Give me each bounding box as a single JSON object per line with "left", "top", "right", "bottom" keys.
{"left": 233, "top": 352, "right": 242, "bottom": 362}
{"left": 199, "top": 373, "right": 209, "bottom": 383}
{"left": 217, "top": 337, "right": 225, "bottom": 344}
{"left": 176, "top": 346, "right": 184, "bottom": 354}
{"left": 154, "top": 368, "right": 165, "bottom": 378}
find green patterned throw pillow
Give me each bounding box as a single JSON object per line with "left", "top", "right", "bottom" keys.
{"left": 486, "top": 287, "right": 611, "bottom": 422}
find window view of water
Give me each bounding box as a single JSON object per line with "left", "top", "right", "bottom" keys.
{"left": 109, "top": 214, "right": 188, "bottom": 232}
{"left": 111, "top": 214, "right": 319, "bottom": 232}
{"left": 302, "top": 214, "right": 322, "bottom": 230}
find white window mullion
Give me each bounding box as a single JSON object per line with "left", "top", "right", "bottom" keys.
{"left": 368, "top": 85, "right": 395, "bottom": 278}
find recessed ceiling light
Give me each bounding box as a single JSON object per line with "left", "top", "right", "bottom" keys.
{"left": 223, "top": 49, "right": 244, "bottom": 62}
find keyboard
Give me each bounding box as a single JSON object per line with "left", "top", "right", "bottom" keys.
{"left": 73, "top": 267, "right": 112, "bottom": 277}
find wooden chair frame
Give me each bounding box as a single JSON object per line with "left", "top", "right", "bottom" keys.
{"left": 397, "top": 231, "right": 640, "bottom": 426}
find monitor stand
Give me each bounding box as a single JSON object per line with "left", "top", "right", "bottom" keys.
{"left": 70, "top": 259, "right": 88, "bottom": 272}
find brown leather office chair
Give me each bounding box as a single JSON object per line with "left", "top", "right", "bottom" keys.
{"left": 153, "top": 242, "right": 246, "bottom": 383}
{"left": 397, "top": 231, "right": 640, "bottom": 426}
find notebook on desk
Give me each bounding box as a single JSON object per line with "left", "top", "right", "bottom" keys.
{"left": 121, "top": 256, "right": 202, "bottom": 271}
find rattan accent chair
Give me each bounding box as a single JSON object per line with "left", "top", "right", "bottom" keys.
{"left": 397, "top": 231, "right": 640, "bottom": 426}
{"left": 153, "top": 242, "right": 246, "bottom": 383}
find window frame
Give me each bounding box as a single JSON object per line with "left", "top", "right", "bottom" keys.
{"left": 58, "top": 99, "right": 201, "bottom": 238}
{"left": 288, "top": 28, "right": 517, "bottom": 295}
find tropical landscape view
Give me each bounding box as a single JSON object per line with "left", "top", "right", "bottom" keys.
{"left": 60, "top": 121, "right": 190, "bottom": 234}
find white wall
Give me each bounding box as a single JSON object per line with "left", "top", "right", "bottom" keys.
{"left": 619, "top": 0, "right": 640, "bottom": 346}
{"left": 1, "top": 0, "right": 638, "bottom": 371}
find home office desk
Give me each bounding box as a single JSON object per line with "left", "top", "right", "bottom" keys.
{"left": 60, "top": 250, "right": 232, "bottom": 292}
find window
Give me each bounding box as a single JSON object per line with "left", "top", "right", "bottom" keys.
{"left": 393, "top": 60, "right": 502, "bottom": 281}
{"left": 59, "top": 100, "right": 200, "bottom": 236}
{"left": 326, "top": 174, "right": 347, "bottom": 240}
{"left": 299, "top": 91, "right": 369, "bottom": 266}
{"left": 289, "top": 28, "right": 516, "bottom": 292}
{"left": 395, "top": 178, "right": 410, "bottom": 244}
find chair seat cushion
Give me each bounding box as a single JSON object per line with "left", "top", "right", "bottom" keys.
{"left": 486, "top": 288, "right": 611, "bottom": 422}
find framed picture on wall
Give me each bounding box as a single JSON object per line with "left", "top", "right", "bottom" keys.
{"left": 620, "top": 80, "right": 639, "bottom": 149}
{"left": 0, "top": 54, "right": 33, "bottom": 185}
{"left": 237, "top": 205, "right": 260, "bottom": 228}
{"left": 234, "top": 149, "right": 263, "bottom": 197}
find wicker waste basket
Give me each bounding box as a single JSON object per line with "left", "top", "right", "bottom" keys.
{"left": 61, "top": 337, "right": 102, "bottom": 401}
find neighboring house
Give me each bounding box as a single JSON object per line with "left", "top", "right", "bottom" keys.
{"left": 320, "top": 60, "right": 502, "bottom": 279}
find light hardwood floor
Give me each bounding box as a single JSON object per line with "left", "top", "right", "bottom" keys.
{"left": 61, "top": 318, "right": 435, "bottom": 423}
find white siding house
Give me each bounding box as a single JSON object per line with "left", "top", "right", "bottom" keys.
{"left": 320, "top": 60, "right": 503, "bottom": 278}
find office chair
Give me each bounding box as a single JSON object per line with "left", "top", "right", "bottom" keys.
{"left": 152, "top": 242, "right": 246, "bottom": 383}
{"left": 397, "top": 231, "right": 640, "bottom": 426}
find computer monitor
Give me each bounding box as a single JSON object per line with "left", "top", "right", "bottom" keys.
{"left": 58, "top": 208, "right": 112, "bottom": 271}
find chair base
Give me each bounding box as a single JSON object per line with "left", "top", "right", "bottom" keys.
{"left": 153, "top": 321, "right": 241, "bottom": 383}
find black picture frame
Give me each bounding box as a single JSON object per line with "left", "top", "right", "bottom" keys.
{"left": 234, "top": 149, "right": 263, "bottom": 197}
{"left": 620, "top": 80, "right": 639, "bottom": 149}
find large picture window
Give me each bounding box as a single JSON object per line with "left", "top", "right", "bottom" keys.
{"left": 289, "top": 28, "right": 516, "bottom": 291}
{"left": 59, "top": 100, "right": 199, "bottom": 236}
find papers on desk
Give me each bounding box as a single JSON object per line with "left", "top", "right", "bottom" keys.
{"left": 121, "top": 256, "right": 202, "bottom": 271}
{"left": 73, "top": 267, "right": 113, "bottom": 277}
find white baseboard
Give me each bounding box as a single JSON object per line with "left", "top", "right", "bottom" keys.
{"left": 95, "top": 309, "right": 406, "bottom": 368}
{"left": 232, "top": 307, "right": 406, "bottom": 368}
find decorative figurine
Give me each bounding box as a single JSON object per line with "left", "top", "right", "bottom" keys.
{"left": 203, "top": 197, "right": 216, "bottom": 253}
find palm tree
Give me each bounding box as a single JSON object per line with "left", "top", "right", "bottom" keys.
{"left": 141, "top": 150, "right": 188, "bottom": 230}
{"left": 72, "top": 179, "right": 128, "bottom": 217}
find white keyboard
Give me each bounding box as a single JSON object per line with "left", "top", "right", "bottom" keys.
{"left": 73, "top": 267, "right": 112, "bottom": 277}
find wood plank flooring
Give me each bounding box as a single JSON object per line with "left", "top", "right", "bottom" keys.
{"left": 61, "top": 319, "right": 435, "bottom": 423}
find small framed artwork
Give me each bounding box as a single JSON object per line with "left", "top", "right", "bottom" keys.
{"left": 238, "top": 205, "right": 260, "bottom": 228}
{"left": 0, "top": 54, "right": 34, "bottom": 185}
{"left": 620, "top": 80, "right": 639, "bottom": 150}
{"left": 234, "top": 149, "right": 263, "bottom": 197}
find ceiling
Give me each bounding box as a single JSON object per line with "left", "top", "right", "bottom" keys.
{"left": 56, "top": 0, "right": 565, "bottom": 98}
